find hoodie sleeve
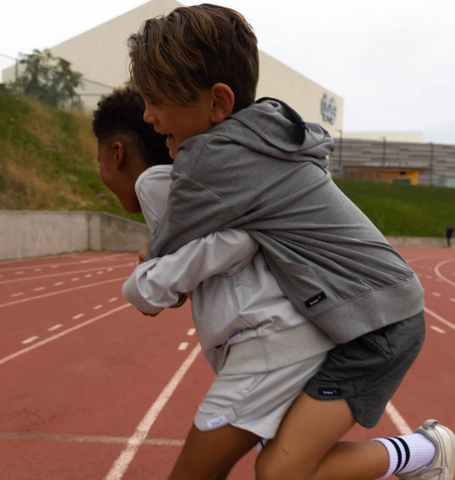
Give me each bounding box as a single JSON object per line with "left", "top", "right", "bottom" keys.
{"left": 124, "top": 229, "right": 258, "bottom": 314}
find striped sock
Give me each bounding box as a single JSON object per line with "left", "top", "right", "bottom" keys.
{"left": 372, "top": 433, "right": 435, "bottom": 478}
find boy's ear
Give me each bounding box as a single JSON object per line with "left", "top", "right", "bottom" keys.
{"left": 210, "top": 83, "right": 235, "bottom": 124}
{"left": 112, "top": 141, "right": 125, "bottom": 168}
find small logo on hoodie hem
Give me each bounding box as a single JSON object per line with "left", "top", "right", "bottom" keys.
{"left": 304, "top": 291, "right": 327, "bottom": 309}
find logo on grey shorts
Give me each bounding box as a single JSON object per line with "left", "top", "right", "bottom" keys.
{"left": 318, "top": 388, "right": 342, "bottom": 397}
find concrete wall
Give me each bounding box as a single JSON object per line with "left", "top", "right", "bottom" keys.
{"left": 385, "top": 236, "right": 446, "bottom": 248}
{"left": 0, "top": 210, "right": 447, "bottom": 261}
{"left": 0, "top": 211, "right": 150, "bottom": 261}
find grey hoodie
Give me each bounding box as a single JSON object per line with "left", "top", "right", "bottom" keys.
{"left": 146, "top": 98, "right": 424, "bottom": 343}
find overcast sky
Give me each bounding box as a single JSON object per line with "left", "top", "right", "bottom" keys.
{"left": 1, "top": 0, "right": 454, "bottom": 143}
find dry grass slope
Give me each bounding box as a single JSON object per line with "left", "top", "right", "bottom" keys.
{"left": 0, "top": 93, "right": 144, "bottom": 222}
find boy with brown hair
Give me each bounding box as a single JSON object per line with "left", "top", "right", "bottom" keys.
{"left": 127, "top": 4, "right": 454, "bottom": 480}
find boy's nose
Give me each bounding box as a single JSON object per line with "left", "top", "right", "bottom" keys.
{"left": 143, "top": 109, "right": 155, "bottom": 124}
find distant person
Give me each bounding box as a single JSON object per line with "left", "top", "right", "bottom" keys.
{"left": 445, "top": 224, "right": 453, "bottom": 247}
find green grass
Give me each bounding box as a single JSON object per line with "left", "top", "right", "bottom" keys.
{"left": 333, "top": 178, "right": 455, "bottom": 237}
{"left": 1, "top": 93, "right": 453, "bottom": 236}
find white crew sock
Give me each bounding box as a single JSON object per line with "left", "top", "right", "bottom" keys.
{"left": 372, "top": 433, "right": 436, "bottom": 478}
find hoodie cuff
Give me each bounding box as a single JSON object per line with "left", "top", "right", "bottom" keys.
{"left": 122, "top": 273, "right": 163, "bottom": 315}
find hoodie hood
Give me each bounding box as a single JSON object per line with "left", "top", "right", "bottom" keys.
{"left": 210, "top": 97, "right": 335, "bottom": 169}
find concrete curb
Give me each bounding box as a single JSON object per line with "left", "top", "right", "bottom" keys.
{"left": 385, "top": 236, "right": 447, "bottom": 248}
{"left": 0, "top": 211, "right": 149, "bottom": 261}
{"left": 0, "top": 210, "right": 448, "bottom": 261}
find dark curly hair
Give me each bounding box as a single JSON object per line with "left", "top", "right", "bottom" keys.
{"left": 92, "top": 86, "right": 173, "bottom": 166}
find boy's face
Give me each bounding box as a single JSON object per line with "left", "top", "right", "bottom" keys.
{"left": 97, "top": 137, "right": 143, "bottom": 214}
{"left": 142, "top": 91, "right": 214, "bottom": 159}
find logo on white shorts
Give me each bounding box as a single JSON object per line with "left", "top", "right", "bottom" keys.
{"left": 207, "top": 414, "right": 228, "bottom": 429}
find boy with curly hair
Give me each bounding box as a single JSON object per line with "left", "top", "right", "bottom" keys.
{"left": 93, "top": 85, "right": 335, "bottom": 477}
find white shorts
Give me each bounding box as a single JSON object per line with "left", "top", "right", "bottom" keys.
{"left": 194, "top": 352, "right": 327, "bottom": 439}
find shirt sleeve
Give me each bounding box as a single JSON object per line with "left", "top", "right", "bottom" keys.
{"left": 123, "top": 229, "right": 258, "bottom": 314}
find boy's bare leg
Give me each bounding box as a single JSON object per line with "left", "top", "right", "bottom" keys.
{"left": 168, "top": 423, "right": 260, "bottom": 480}
{"left": 255, "top": 393, "right": 389, "bottom": 480}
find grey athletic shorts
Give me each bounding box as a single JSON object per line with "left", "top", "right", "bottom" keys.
{"left": 195, "top": 353, "right": 327, "bottom": 439}
{"left": 304, "top": 310, "right": 425, "bottom": 428}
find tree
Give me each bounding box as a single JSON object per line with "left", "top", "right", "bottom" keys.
{"left": 7, "top": 49, "right": 83, "bottom": 108}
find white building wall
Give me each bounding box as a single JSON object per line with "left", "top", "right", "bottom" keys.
{"left": 2, "top": 0, "right": 343, "bottom": 133}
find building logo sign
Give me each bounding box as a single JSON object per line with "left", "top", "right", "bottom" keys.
{"left": 321, "top": 93, "right": 337, "bottom": 124}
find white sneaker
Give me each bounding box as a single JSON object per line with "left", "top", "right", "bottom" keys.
{"left": 398, "top": 420, "right": 455, "bottom": 480}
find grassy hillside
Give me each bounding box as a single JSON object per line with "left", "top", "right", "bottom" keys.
{"left": 0, "top": 93, "right": 144, "bottom": 222}
{"left": 333, "top": 178, "right": 455, "bottom": 237}
{"left": 1, "top": 93, "right": 454, "bottom": 236}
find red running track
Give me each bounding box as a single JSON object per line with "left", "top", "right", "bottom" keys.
{"left": 0, "top": 248, "right": 454, "bottom": 479}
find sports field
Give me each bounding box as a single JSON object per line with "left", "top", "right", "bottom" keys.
{"left": 0, "top": 248, "right": 454, "bottom": 479}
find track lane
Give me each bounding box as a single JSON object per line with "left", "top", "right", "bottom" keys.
{"left": 1, "top": 249, "right": 454, "bottom": 479}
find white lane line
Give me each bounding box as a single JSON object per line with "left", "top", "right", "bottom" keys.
{"left": 34, "top": 269, "right": 42, "bottom": 272}
{"left": 430, "top": 326, "right": 446, "bottom": 334}
{"left": 0, "top": 304, "right": 131, "bottom": 366}
{"left": 107, "top": 268, "right": 114, "bottom": 272}
{"left": 71, "top": 278, "right": 80, "bottom": 282}
{"left": 108, "top": 297, "right": 118, "bottom": 303}
{"left": 431, "top": 292, "right": 442, "bottom": 297}
{"left": 385, "top": 401, "right": 412, "bottom": 435}
{"left": 97, "top": 271, "right": 104, "bottom": 275}
{"left": 48, "top": 324, "right": 63, "bottom": 332}
{"left": 450, "top": 299, "right": 455, "bottom": 303}
{"left": 72, "top": 314, "right": 85, "bottom": 320}
{"left": 54, "top": 282, "right": 64, "bottom": 286}
{"left": 434, "top": 258, "right": 455, "bottom": 288}
{"left": 0, "top": 431, "right": 185, "bottom": 446}
{"left": 94, "top": 305, "right": 103, "bottom": 310}
{"left": 424, "top": 307, "right": 455, "bottom": 332}
{"left": 15, "top": 271, "right": 24, "bottom": 275}
{"left": 103, "top": 344, "right": 201, "bottom": 480}
{"left": 426, "top": 276, "right": 432, "bottom": 279}
{"left": 22, "top": 336, "right": 38, "bottom": 345}
{"left": 11, "top": 293, "right": 24, "bottom": 298}
{"left": 33, "top": 287, "right": 45, "bottom": 292}
{"left": 187, "top": 328, "right": 196, "bottom": 336}
{"left": 0, "top": 277, "right": 128, "bottom": 309}
{"left": 178, "top": 342, "right": 189, "bottom": 351}
{"left": 0, "top": 264, "right": 133, "bottom": 285}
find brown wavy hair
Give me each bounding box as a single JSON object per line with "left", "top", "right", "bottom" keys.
{"left": 127, "top": 3, "right": 259, "bottom": 113}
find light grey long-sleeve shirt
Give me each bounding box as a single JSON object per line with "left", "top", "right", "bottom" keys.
{"left": 123, "top": 165, "right": 334, "bottom": 374}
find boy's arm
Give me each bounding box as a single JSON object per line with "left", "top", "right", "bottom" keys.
{"left": 123, "top": 229, "right": 258, "bottom": 315}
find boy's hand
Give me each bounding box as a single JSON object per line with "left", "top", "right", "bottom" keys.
{"left": 169, "top": 293, "right": 188, "bottom": 309}
{"left": 138, "top": 240, "right": 149, "bottom": 264}
{"left": 141, "top": 308, "right": 163, "bottom": 317}
{"left": 138, "top": 294, "right": 187, "bottom": 317}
